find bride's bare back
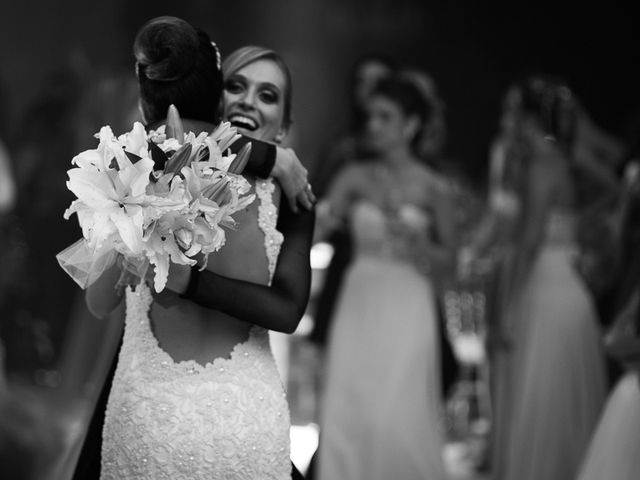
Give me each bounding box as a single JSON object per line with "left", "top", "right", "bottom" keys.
{"left": 150, "top": 177, "right": 282, "bottom": 366}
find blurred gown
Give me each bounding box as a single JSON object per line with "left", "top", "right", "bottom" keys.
{"left": 484, "top": 189, "right": 521, "bottom": 480}
{"left": 576, "top": 371, "right": 640, "bottom": 480}
{"left": 503, "top": 210, "right": 607, "bottom": 480}
{"left": 317, "top": 201, "right": 446, "bottom": 480}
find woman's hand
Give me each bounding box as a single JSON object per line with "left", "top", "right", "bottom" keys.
{"left": 86, "top": 254, "right": 129, "bottom": 319}
{"left": 273, "top": 146, "right": 316, "bottom": 213}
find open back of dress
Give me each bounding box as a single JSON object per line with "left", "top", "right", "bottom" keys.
{"left": 101, "top": 178, "right": 291, "bottom": 480}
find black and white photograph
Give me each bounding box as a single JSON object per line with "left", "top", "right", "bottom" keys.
{"left": 1, "top": 1, "right": 639, "bottom": 479}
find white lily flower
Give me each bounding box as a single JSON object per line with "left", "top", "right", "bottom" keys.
{"left": 59, "top": 107, "right": 255, "bottom": 292}
{"left": 64, "top": 156, "right": 155, "bottom": 253}
{"left": 118, "top": 121, "right": 151, "bottom": 159}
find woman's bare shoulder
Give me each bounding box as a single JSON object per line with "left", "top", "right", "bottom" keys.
{"left": 413, "top": 163, "right": 452, "bottom": 195}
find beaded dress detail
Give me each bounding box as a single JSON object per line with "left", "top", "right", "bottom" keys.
{"left": 256, "top": 178, "right": 284, "bottom": 281}
{"left": 101, "top": 178, "right": 288, "bottom": 479}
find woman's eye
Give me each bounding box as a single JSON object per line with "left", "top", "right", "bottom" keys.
{"left": 259, "top": 90, "right": 279, "bottom": 104}
{"left": 224, "top": 80, "right": 244, "bottom": 94}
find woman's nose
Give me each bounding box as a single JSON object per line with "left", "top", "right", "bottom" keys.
{"left": 239, "top": 88, "right": 257, "bottom": 108}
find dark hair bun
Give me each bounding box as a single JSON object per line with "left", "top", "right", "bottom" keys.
{"left": 134, "top": 16, "right": 199, "bottom": 82}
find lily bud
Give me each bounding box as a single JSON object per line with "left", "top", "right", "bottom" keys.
{"left": 166, "top": 104, "right": 185, "bottom": 140}
{"left": 202, "top": 178, "right": 232, "bottom": 205}
{"left": 228, "top": 143, "right": 252, "bottom": 174}
{"left": 164, "top": 144, "right": 193, "bottom": 175}
{"left": 174, "top": 228, "right": 194, "bottom": 250}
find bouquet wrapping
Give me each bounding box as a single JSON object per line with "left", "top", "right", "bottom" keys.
{"left": 57, "top": 106, "right": 254, "bottom": 292}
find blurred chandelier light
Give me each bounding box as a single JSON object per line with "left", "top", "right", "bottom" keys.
{"left": 310, "top": 242, "right": 334, "bottom": 270}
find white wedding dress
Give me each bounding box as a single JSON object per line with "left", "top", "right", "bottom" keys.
{"left": 317, "top": 200, "right": 447, "bottom": 480}
{"left": 100, "top": 179, "right": 291, "bottom": 479}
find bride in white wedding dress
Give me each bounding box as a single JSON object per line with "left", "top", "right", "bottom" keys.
{"left": 315, "top": 75, "right": 455, "bottom": 480}
{"left": 85, "top": 18, "right": 315, "bottom": 479}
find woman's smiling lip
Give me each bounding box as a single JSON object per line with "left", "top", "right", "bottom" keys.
{"left": 227, "top": 113, "right": 259, "bottom": 131}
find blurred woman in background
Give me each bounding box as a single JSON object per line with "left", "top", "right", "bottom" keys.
{"left": 497, "top": 75, "right": 607, "bottom": 480}
{"left": 576, "top": 154, "right": 640, "bottom": 480}
{"left": 315, "top": 74, "right": 455, "bottom": 480}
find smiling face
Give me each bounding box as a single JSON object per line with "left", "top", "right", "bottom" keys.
{"left": 222, "top": 58, "right": 288, "bottom": 143}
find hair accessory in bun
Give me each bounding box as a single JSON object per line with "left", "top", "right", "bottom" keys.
{"left": 211, "top": 41, "right": 222, "bottom": 72}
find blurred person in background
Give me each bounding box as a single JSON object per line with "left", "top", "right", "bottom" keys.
{"left": 493, "top": 75, "right": 608, "bottom": 480}
{"left": 305, "top": 57, "right": 396, "bottom": 478}
{"left": 0, "top": 79, "right": 18, "bottom": 314}
{"left": 0, "top": 65, "right": 85, "bottom": 380}
{"left": 314, "top": 74, "right": 455, "bottom": 480}
{"left": 398, "top": 67, "right": 448, "bottom": 172}
{"left": 306, "top": 55, "right": 394, "bottom": 479}
{"left": 0, "top": 70, "right": 74, "bottom": 480}
{"left": 570, "top": 100, "right": 629, "bottom": 333}
{"left": 459, "top": 83, "right": 528, "bottom": 479}
{"left": 576, "top": 153, "right": 640, "bottom": 480}
{"left": 399, "top": 66, "right": 460, "bottom": 398}
{"left": 310, "top": 53, "right": 396, "bottom": 199}
{"left": 0, "top": 78, "right": 15, "bottom": 216}
{"left": 573, "top": 100, "right": 627, "bottom": 178}
{"left": 0, "top": 139, "right": 15, "bottom": 216}
{"left": 307, "top": 54, "right": 395, "bottom": 356}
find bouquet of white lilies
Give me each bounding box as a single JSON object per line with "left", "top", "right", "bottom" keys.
{"left": 57, "top": 105, "right": 255, "bottom": 292}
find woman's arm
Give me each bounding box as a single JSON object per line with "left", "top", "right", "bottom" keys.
{"left": 467, "top": 138, "right": 515, "bottom": 256}
{"left": 230, "top": 135, "right": 276, "bottom": 178}
{"left": 509, "top": 156, "right": 552, "bottom": 290}
{"left": 412, "top": 178, "right": 456, "bottom": 282}
{"left": 313, "top": 164, "right": 359, "bottom": 243}
{"left": 85, "top": 259, "right": 126, "bottom": 319}
{"left": 232, "top": 136, "right": 314, "bottom": 212}
{"left": 175, "top": 201, "right": 316, "bottom": 333}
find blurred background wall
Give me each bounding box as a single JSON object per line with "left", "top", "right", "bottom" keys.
{"left": 1, "top": 0, "right": 639, "bottom": 180}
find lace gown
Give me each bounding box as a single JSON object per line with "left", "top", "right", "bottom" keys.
{"left": 317, "top": 201, "right": 447, "bottom": 480}
{"left": 100, "top": 179, "right": 291, "bottom": 480}
{"left": 502, "top": 211, "right": 607, "bottom": 480}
